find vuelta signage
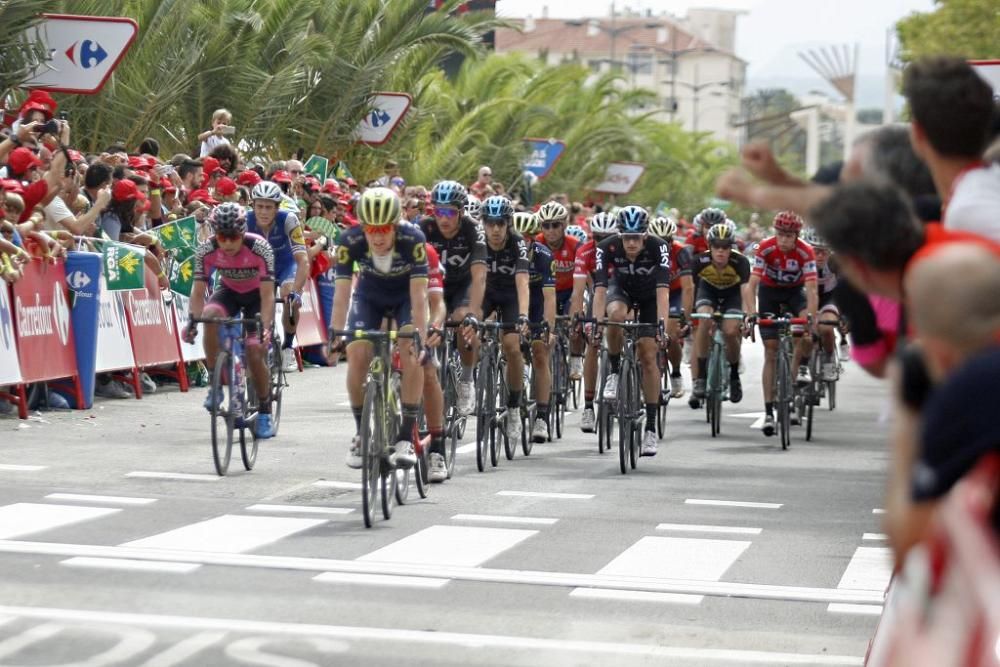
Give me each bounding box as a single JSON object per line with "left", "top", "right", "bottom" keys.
{"left": 125, "top": 267, "right": 179, "bottom": 368}
{"left": 593, "top": 161, "right": 646, "bottom": 195}
{"left": 11, "top": 259, "right": 78, "bottom": 383}
{"left": 0, "top": 285, "right": 21, "bottom": 385}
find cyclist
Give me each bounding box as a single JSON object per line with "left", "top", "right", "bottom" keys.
{"left": 514, "top": 211, "right": 557, "bottom": 443}
{"left": 185, "top": 203, "right": 277, "bottom": 439}
{"left": 464, "top": 194, "right": 482, "bottom": 223}
{"left": 571, "top": 211, "right": 618, "bottom": 432}
{"left": 472, "top": 196, "right": 531, "bottom": 444}
{"left": 420, "top": 180, "right": 487, "bottom": 415}
{"left": 591, "top": 206, "right": 672, "bottom": 457}
{"left": 801, "top": 226, "right": 840, "bottom": 382}
{"left": 535, "top": 201, "right": 583, "bottom": 380}
{"left": 748, "top": 210, "right": 818, "bottom": 436}
{"left": 327, "top": 188, "right": 428, "bottom": 469}
{"left": 650, "top": 216, "right": 693, "bottom": 398}
{"left": 423, "top": 241, "right": 450, "bottom": 483}
{"left": 246, "top": 181, "right": 309, "bottom": 372}
{"left": 688, "top": 223, "right": 753, "bottom": 408}
{"left": 685, "top": 208, "right": 726, "bottom": 256}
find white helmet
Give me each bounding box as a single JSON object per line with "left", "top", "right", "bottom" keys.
{"left": 565, "top": 225, "right": 588, "bottom": 244}
{"left": 251, "top": 181, "right": 283, "bottom": 203}
{"left": 464, "top": 195, "right": 482, "bottom": 221}
{"left": 590, "top": 211, "right": 618, "bottom": 235}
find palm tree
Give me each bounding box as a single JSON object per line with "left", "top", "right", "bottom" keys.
{"left": 0, "top": 1, "right": 61, "bottom": 99}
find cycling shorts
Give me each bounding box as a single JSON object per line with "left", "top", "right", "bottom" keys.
{"left": 758, "top": 284, "right": 807, "bottom": 341}
{"left": 444, "top": 277, "right": 472, "bottom": 313}
{"left": 204, "top": 286, "right": 263, "bottom": 345}
{"left": 695, "top": 282, "right": 742, "bottom": 314}
{"left": 348, "top": 291, "right": 412, "bottom": 332}
{"left": 607, "top": 279, "right": 658, "bottom": 338}
{"left": 556, "top": 289, "right": 572, "bottom": 316}
{"left": 819, "top": 290, "right": 837, "bottom": 311}
{"left": 275, "top": 261, "right": 297, "bottom": 286}
{"left": 669, "top": 289, "right": 683, "bottom": 316}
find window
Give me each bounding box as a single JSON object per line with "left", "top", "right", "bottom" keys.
{"left": 626, "top": 52, "right": 653, "bottom": 75}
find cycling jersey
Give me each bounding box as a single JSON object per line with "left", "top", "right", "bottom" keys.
{"left": 668, "top": 241, "right": 694, "bottom": 290}
{"left": 426, "top": 243, "right": 444, "bottom": 294}
{"left": 816, "top": 262, "right": 838, "bottom": 298}
{"left": 751, "top": 237, "right": 817, "bottom": 288}
{"left": 593, "top": 236, "right": 671, "bottom": 301}
{"left": 684, "top": 229, "right": 709, "bottom": 256}
{"left": 693, "top": 250, "right": 751, "bottom": 290}
{"left": 574, "top": 239, "right": 597, "bottom": 279}
{"left": 484, "top": 231, "right": 530, "bottom": 292}
{"left": 246, "top": 209, "right": 306, "bottom": 282}
{"left": 193, "top": 232, "right": 275, "bottom": 294}
{"left": 526, "top": 241, "right": 556, "bottom": 291}
{"left": 335, "top": 222, "right": 429, "bottom": 291}
{"left": 535, "top": 233, "right": 578, "bottom": 292}
{"left": 419, "top": 214, "right": 487, "bottom": 288}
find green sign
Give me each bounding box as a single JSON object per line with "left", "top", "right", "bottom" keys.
{"left": 155, "top": 216, "right": 197, "bottom": 251}
{"left": 102, "top": 241, "right": 146, "bottom": 291}
{"left": 168, "top": 251, "right": 195, "bottom": 296}
{"left": 331, "top": 160, "right": 353, "bottom": 183}
{"left": 304, "top": 216, "right": 340, "bottom": 242}
{"left": 303, "top": 154, "right": 329, "bottom": 180}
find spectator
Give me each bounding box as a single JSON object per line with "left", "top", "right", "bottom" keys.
{"left": 82, "top": 162, "right": 114, "bottom": 207}
{"left": 902, "top": 56, "right": 1000, "bottom": 240}
{"left": 198, "top": 108, "right": 233, "bottom": 158}
{"left": 137, "top": 137, "right": 159, "bottom": 157}
{"left": 208, "top": 143, "right": 238, "bottom": 176}
{"left": 43, "top": 170, "right": 109, "bottom": 236}
{"left": 375, "top": 159, "right": 399, "bottom": 187}
{"left": 177, "top": 159, "right": 204, "bottom": 195}
{"left": 214, "top": 177, "right": 238, "bottom": 203}
{"left": 402, "top": 197, "right": 422, "bottom": 223}
{"left": 469, "top": 165, "right": 494, "bottom": 199}
{"left": 100, "top": 179, "right": 146, "bottom": 242}
{"left": 201, "top": 157, "right": 225, "bottom": 190}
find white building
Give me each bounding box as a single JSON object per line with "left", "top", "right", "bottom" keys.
{"left": 495, "top": 9, "right": 747, "bottom": 145}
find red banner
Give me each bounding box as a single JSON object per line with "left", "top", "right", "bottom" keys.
{"left": 125, "top": 267, "right": 180, "bottom": 368}
{"left": 11, "top": 259, "right": 78, "bottom": 383}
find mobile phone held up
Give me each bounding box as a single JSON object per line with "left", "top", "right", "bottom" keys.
{"left": 220, "top": 125, "right": 236, "bottom": 136}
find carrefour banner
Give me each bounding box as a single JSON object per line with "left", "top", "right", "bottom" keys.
{"left": 11, "top": 258, "right": 78, "bottom": 384}
{"left": 0, "top": 284, "right": 20, "bottom": 385}
{"left": 64, "top": 251, "right": 102, "bottom": 408}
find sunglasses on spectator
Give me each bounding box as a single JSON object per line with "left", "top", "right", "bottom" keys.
{"left": 433, "top": 206, "right": 458, "bottom": 219}
{"left": 621, "top": 233, "right": 644, "bottom": 243}
{"left": 216, "top": 231, "right": 242, "bottom": 242}
{"left": 363, "top": 223, "right": 394, "bottom": 235}
{"left": 541, "top": 222, "right": 562, "bottom": 230}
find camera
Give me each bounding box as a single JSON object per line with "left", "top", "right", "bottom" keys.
{"left": 38, "top": 119, "right": 61, "bottom": 136}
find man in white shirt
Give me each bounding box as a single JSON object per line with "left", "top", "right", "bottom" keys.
{"left": 43, "top": 171, "right": 109, "bottom": 236}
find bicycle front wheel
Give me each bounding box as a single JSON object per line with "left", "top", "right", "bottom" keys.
{"left": 475, "top": 353, "right": 494, "bottom": 473}
{"left": 240, "top": 379, "right": 258, "bottom": 471}
{"left": 210, "top": 352, "right": 234, "bottom": 476}
{"left": 777, "top": 350, "right": 791, "bottom": 451}
{"left": 360, "top": 380, "right": 382, "bottom": 527}
{"left": 268, "top": 339, "right": 284, "bottom": 437}
{"left": 617, "top": 361, "right": 635, "bottom": 475}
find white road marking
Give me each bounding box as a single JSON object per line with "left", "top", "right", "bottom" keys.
{"left": 0, "top": 605, "right": 865, "bottom": 665}
{"left": 46, "top": 493, "right": 157, "bottom": 506}
{"left": 359, "top": 525, "right": 537, "bottom": 567}
{"left": 685, "top": 499, "right": 782, "bottom": 509}
{"left": 862, "top": 533, "right": 887, "bottom": 541}
{"left": 497, "top": 490, "right": 594, "bottom": 500}
{"left": 827, "top": 603, "right": 884, "bottom": 616}
{"left": 872, "top": 508, "right": 886, "bottom": 514}
{"left": 0, "top": 464, "right": 47, "bottom": 472}
{"left": 61, "top": 557, "right": 200, "bottom": 574}
{"left": 455, "top": 442, "right": 476, "bottom": 455}
{"left": 570, "top": 588, "right": 703, "bottom": 605}
{"left": 125, "top": 472, "right": 220, "bottom": 482}
{"left": 729, "top": 411, "right": 767, "bottom": 429}
{"left": 314, "top": 572, "right": 449, "bottom": 588}
{"left": 122, "top": 515, "right": 326, "bottom": 553}
{"left": 246, "top": 504, "right": 353, "bottom": 516}
{"left": 139, "top": 631, "right": 228, "bottom": 667}
{"left": 312, "top": 480, "right": 362, "bottom": 490}
{"left": 0, "top": 539, "right": 886, "bottom": 604}
{"left": 837, "top": 547, "right": 892, "bottom": 592}
{"left": 0, "top": 504, "right": 120, "bottom": 540}
{"left": 452, "top": 514, "right": 558, "bottom": 526}
{"left": 656, "top": 523, "right": 762, "bottom": 535}
{"left": 596, "top": 536, "right": 750, "bottom": 582}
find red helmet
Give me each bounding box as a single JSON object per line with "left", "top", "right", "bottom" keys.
{"left": 773, "top": 210, "right": 803, "bottom": 233}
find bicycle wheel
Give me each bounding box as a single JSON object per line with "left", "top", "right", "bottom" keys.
{"left": 414, "top": 436, "right": 428, "bottom": 499}
{"left": 395, "top": 466, "right": 410, "bottom": 504}
{"left": 475, "top": 352, "right": 494, "bottom": 473}
{"left": 570, "top": 376, "right": 580, "bottom": 410}
{"left": 446, "top": 422, "right": 458, "bottom": 479}
{"left": 777, "top": 350, "right": 791, "bottom": 451}
{"left": 210, "top": 352, "right": 234, "bottom": 476}
{"left": 805, "top": 394, "right": 815, "bottom": 441}
{"left": 617, "top": 360, "right": 634, "bottom": 475}
{"left": 827, "top": 379, "right": 836, "bottom": 411}
{"left": 521, "top": 401, "right": 533, "bottom": 457}
{"left": 360, "top": 380, "right": 382, "bottom": 528}
{"left": 268, "top": 339, "right": 284, "bottom": 437}
{"left": 656, "top": 378, "right": 668, "bottom": 440}
{"left": 707, "top": 347, "right": 721, "bottom": 438}
{"left": 495, "top": 359, "right": 510, "bottom": 465}
{"left": 380, "top": 460, "right": 395, "bottom": 520}
{"left": 240, "top": 376, "right": 258, "bottom": 471}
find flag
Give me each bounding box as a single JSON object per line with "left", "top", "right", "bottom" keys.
{"left": 155, "top": 216, "right": 197, "bottom": 251}
{"left": 331, "top": 160, "right": 353, "bottom": 182}
{"left": 102, "top": 241, "right": 146, "bottom": 291}
{"left": 303, "top": 154, "right": 329, "bottom": 180}
{"left": 168, "top": 251, "right": 195, "bottom": 296}
{"left": 304, "top": 216, "right": 340, "bottom": 242}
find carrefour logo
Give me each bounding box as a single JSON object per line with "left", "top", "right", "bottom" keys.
{"left": 0, "top": 289, "right": 11, "bottom": 350}
{"left": 65, "top": 40, "right": 108, "bottom": 69}
{"left": 52, "top": 283, "right": 70, "bottom": 345}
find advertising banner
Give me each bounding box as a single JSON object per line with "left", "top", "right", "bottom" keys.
{"left": 522, "top": 138, "right": 567, "bottom": 180}
{"left": 0, "top": 284, "right": 21, "bottom": 385}
{"left": 64, "top": 251, "right": 102, "bottom": 407}
{"left": 95, "top": 274, "right": 135, "bottom": 373}
{"left": 593, "top": 162, "right": 646, "bottom": 194}
{"left": 11, "top": 259, "right": 78, "bottom": 383}
{"left": 294, "top": 279, "right": 326, "bottom": 347}
{"left": 125, "top": 267, "right": 179, "bottom": 368}
{"left": 171, "top": 292, "right": 205, "bottom": 362}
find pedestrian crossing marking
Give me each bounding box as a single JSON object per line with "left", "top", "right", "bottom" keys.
{"left": 358, "top": 525, "right": 537, "bottom": 568}
{"left": 836, "top": 547, "right": 892, "bottom": 592}
{"left": 0, "top": 503, "right": 120, "bottom": 540}
{"left": 122, "top": 515, "right": 327, "bottom": 553}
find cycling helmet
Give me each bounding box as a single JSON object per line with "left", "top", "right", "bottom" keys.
{"left": 356, "top": 187, "right": 401, "bottom": 227}
{"left": 773, "top": 210, "right": 804, "bottom": 233}
{"left": 565, "top": 225, "right": 588, "bottom": 244}
{"left": 481, "top": 195, "right": 514, "bottom": 222}
{"left": 464, "top": 194, "right": 482, "bottom": 221}
{"left": 706, "top": 223, "right": 735, "bottom": 247}
{"left": 210, "top": 202, "right": 247, "bottom": 235}
{"left": 512, "top": 211, "right": 539, "bottom": 236}
{"left": 649, "top": 216, "right": 675, "bottom": 239}
{"left": 537, "top": 200, "right": 568, "bottom": 224}
{"left": 696, "top": 207, "right": 726, "bottom": 228}
{"left": 590, "top": 211, "right": 618, "bottom": 236}
{"left": 431, "top": 180, "right": 467, "bottom": 208}
{"left": 725, "top": 218, "right": 738, "bottom": 235}
{"left": 250, "top": 180, "right": 283, "bottom": 203}
{"left": 616, "top": 205, "right": 649, "bottom": 234}
{"left": 800, "top": 226, "right": 827, "bottom": 248}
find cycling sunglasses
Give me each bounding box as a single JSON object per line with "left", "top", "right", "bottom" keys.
{"left": 363, "top": 223, "right": 394, "bottom": 235}
{"left": 216, "top": 231, "right": 242, "bottom": 242}
{"left": 541, "top": 222, "right": 562, "bottom": 230}
{"left": 433, "top": 206, "right": 459, "bottom": 219}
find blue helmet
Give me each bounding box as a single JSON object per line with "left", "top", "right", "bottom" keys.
{"left": 431, "top": 180, "right": 467, "bottom": 208}
{"left": 481, "top": 195, "right": 514, "bottom": 222}
{"left": 616, "top": 205, "right": 649, "bottom": 234}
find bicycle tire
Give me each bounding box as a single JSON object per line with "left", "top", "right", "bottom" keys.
{"left": 707, "top": 344, "right": 721, "bottom": 438}
{"left": 806, "top": 398, "right": 815, "bottom": 441}
{"left": 475, "top": 350, "right": 493, "bottom": 473}
{"left": 618, "top": 360, "right": 634, "bottom": 475}
{"left": 494, "top": 359, "right": 508, "bottom": 466}
{"left": 210, "top": 352, "right": 234, "bottom": 476}
{"left": 656, "top": 382, "right": 668, "bottom": 440}
{"left": 415, "top": 433, "right": 428, "bottom": 499}
{"left": 446, "top": 423, "right": 458, "bottom": 479}
{"left": 571, "top": 377, "right": 580, "bottom": 410}
{"left": 395, "top": 466, "right": 410, "bottom": 504}
{"left": 779, "top": 353, "right": 792, "bottom": 451}
{"left": 240, "top": 379, "right": 258, "bottom": 471}
{"left": 551, "top": 348, "right": 563, "bottom": 441}
{"left": 827, "top": 380, "right": 836, "bottom": 411}
{"left": 360, "top": 380, "right": 382, "bottom": 528}
{"left": 380, "top": 460, "right": 395, "bottom": 520}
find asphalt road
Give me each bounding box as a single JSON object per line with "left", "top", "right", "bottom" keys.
{"left": 0, "top": 344, "right": 891, "bottom": 666}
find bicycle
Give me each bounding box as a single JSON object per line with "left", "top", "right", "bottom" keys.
{"left": 757, "top": 314, "right": 808, "bottom": 451}
{"left": 578, "top": 317, "right": 614, "bottom": 455}
{"left": 471, "top": 318, "right": 518, "bottom": 472}
{"left": 430, "top": 320, "right": 468, "bottom": 479}
{"left": 192, "top": 315, "right": 267, "bottom": 476}
{"left": 550, "top": 315, "right": 574, "bottom": 440}
{"left": 330, "top": 328, "right": 421, "bottom": 528}
{"left": 690, "top": 312, "right": 745, "bottom": 438}
{"left": 800, "top": 316, "right": 843, "bottom": 441}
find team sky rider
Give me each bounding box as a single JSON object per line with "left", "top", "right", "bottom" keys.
{"left": 185, "top": 202, "right": 277, "bottom": 439}
{"left": 571, "top": 211, "right": 618, "bottom": 433}
{"left": 650, "top": 216, "right": 693, "bottom": 398}
{"left": 688, "top": 223, "right": 754, "bottom": 408}
{"left": 535, "top": 201, "right": 584, "bottom": 379}
{"left": 591, "top": 206, "right": 672, "bottom": 457}
{"left": 466, "top": 196, "right": 531, "bottom": 444}
{"left": 513, "top": 211, "right": 558, "bottom": 443}
{"left": 801, "top": 226, "right": 841, "bottom": 382}
{"left": 748, "top": 210, "right": 818, "bottom": 436}
{"left": 328, "top": 188, "right": 428, "bottom": 469}
{"left": 246, "top": 181, "right": 309, "bottom": 372}
{"left": 420, "top": 180, "right": 487, "bottom": 415}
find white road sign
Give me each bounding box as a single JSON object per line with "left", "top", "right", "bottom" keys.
{"left": 593, "top": 162, "right": 646, "bottom": 195}
{"left": 356, "top": 93, "right": 412, "bottom": 145}
{"left": 971, "top": 60, "right": 1000, "bottom": 97}
{"left": 24, "top": 14, "right": 138, "bottom": 94}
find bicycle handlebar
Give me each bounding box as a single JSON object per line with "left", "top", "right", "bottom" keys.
{"left": 690, "top": 312, "right": 745, "bottom": 321}
{"left": 190, "top": 315, "right": 262, "bottom": 327}
{"left": 757, "top": 317, "right": 808, "bottom": 327}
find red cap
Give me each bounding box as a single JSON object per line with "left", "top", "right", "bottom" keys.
{"left": 305, "top": 176, "right": 321, "bottom": 189}
{"left": 236, "top": 170, "right": 261, "bottom": 187}
{"left": 158, "top": 177, "right": 172, "bottom": 189}
{"left": 187, "top": 188, "right": 218, "bottom": 206}
{"left": 215, "top": 177, "right": 237, "bottom": 196}
{"left": 137, "top": 198, "right": 152, "bottom": 213}
{"left": 322, "top": 179, "right": 341, "bottom": 194}
{"left": 1, "top": 179, "right": 24, "bottom": 194}
{"left": 202, "top": 156, "right": 225, "bottom": 176}
{"left": 112, "top": 179, "right": 147, "bottom": 202}
{"left": 18, "top": 90, "right": 57, "bottom": 119}
{"left": 127, "top": 155, "right": 152, "bottom": 171}
{"left": 345, "top": 177, "right": 357, "bottom": 187}
{"left": 271, "top": 170, "right": 292, "bottom": 184}
{"left": 67, "top": 149, "right": 85, "bottom": 163}
{"left": 7, "top": 147, "right": 43, "bottom": 176}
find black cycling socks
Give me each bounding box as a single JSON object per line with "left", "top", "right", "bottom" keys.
{"left": 610, "top": 354, "right": 621, "bottom": 374}
{"left": 508, "top": 390, "right": 521, "bottom": 409}
{"left": 536, "top": 404, "right": 549, "bottom": 423}
{"left": 398, "top": 403, "right": 420, "bottom": 443}
{"left": 645, "top": 403, "right": 657, "bottom": 432}
{"left": 670, "top": 368, "right": 682, "bottom": 378}
{"left": 697, "top": 357, "right": 707, "bottom": 379}
{"left": 765, "top": 401, "right": 774, "bottom": 417}
{"left": 730, "top": 362, "right": 739, "bottom": 376}
{"left": 351, "top": 406, "right": 363, "bottom": 431}
{"left": 282, "top": 333, "right": 294, "bottom": 350}
{"left": 585, "top": 398, "right": 594, "bottom": 410}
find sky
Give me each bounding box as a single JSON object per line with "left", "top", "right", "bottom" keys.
{"left": 495, "top": 0, "right": 936, "bottom": 107}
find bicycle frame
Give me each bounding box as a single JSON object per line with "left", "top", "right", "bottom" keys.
{"left": 691, "top": 312, "right": 744, "bottom": 437}
{"left": 758, "top": 315, "right": 807, "bottom": 450}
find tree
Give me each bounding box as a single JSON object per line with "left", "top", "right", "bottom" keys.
{"left": 897, "top": 0, "right": 1000, "bottom": 61}
{"left": 0, "top": 1, "right": 60, "bottom": 99}
{"left": 741, "top": 88, "right": 808, "bottom": 176}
